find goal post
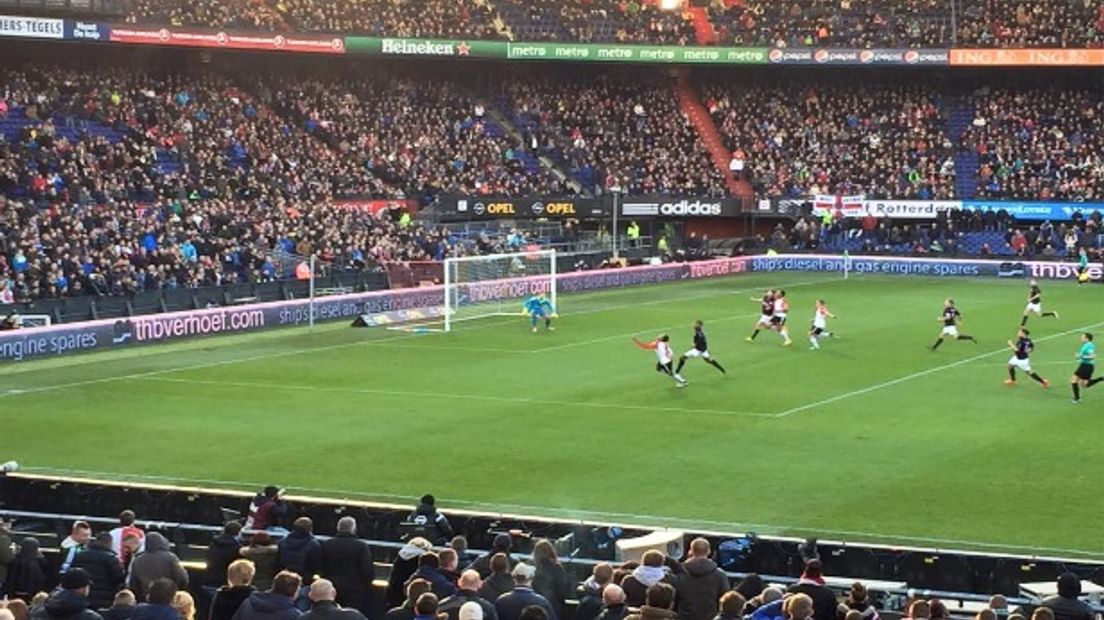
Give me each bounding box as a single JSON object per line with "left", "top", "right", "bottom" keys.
{"left": 443, "top": 250, "right": 557, "bottom": 332}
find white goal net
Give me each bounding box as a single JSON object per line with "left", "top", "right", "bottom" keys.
{"left": 442, "top": 250, "right": 557, "bottom": 332}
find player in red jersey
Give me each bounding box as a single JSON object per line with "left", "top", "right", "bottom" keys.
{"left": 746, "top": 289, "right": 776, "bottom": 342}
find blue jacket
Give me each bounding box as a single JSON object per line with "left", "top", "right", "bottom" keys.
{"left": 749, "top": 600, "right": 784, "bottom": 620}
{"left": 278, "top": 531, "right": 321, "bottom": 581}
{"left": 494, "top": 588, "right": 557, "bottom": 620}
{"left": 130, "top": 604, "right": 179, "bottom": 620}
{"left": 231, "top": 592, "right": 302, "bottom": 620}
{"left": 408, "top": 565, "right": 456, "bottom": 598}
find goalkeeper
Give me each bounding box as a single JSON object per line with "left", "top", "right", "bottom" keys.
{"left": 523, "top": 293, "right": 557, "bottom": 332}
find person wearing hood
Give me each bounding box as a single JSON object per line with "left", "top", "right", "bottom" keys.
{"left": 37, "top": 568, "right": 103, "bottom": 620}
{"left": 231, "top": 571, "right": 302, "bottom": 620}
{"left": 131, "top": 579, "right": 182, "bottom": 620}
{"left": 622, "top": 551, "right": 673, "bottom": 608}
{"left": 407, "top": 496, "right": 453, "bottom": 545}
{"left": 298, "top": 579, "right": 366, "bottom": 620}
{"left": 386, "top": 539, "right": 432, "bottom": 608}
{"left": 1040, "top": 573, "right": 1095, "bottom": 620}
{"left": 278, "top": 518, "right": 321, "bottom": 585}
{"left": 675, "top": 539, "right": 729, "bottom": 620}
{"left": 466, "top": 536, "right": 515, "bottom": 580}
{"left": 99, "top": 591, "right": 137, "bottom": 620}
{"left": 127, "top": 533, "right": 188, "bottom": 601}
{"left": 596, "top": 585, "right": 628, "bottom": 620}
{"left": 211, "top": 559, "right": 258, "bottom": 620}
{"left": 494, "top": 563, "right": 556, "bottom": 620}
{"left": 241, "top": 534, "right": 279, "bottom": 592}
{"left": 625, "top": 583, "right": 678, "bottom": 620}
{"left": 6, "top": 538, "right": 50, "bottom": 602}
{"left": 320, "top": 517, "right": 374, "bottom": 615}
{"left": 575, "top": 563, "right": 613, "bottom": 620}
{"left": 383, "top": 579, "right": 432, "bottom": 620}
{"left": 207, "top": 522, "right": 244, "bottom": 588}
{"left": 477, "top": 555, "right": 513, "bottom": 604}
{"left": 786, "top": 561, "right": 837, "bottom": 620}
{"left": 439, "top": 571, "right": 497, "bottom": 620}
{"left": 405, "top": 554, "right": 455, "bottom": 599}
{"left": 72, "top": 533, "right": 126, "bottom": 610}
{"left": 712, "top": 592, "right": 746, "bottom": 620}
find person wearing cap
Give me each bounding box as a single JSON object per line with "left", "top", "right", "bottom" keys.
{"left": 466, "top": 536, "right": 515, "bottom": 580}
{"left": 440, "top": 571, "right": 497, "bottom": 620}
{"left": 674, "top": 539, "right": 729, "bottom": 620}
{"left": 407, "top": 495, "right": 454, "bottom": 545}
{"left": 38, "top": 568, "right": 103, "bottom": 620}
{"left": 320, "top": 517, "right": 375, "bottom": 615}
{"left": 595, "top": 585, "right": 627, "bottom": 620}
{"left": 297, "top": 579, "right": 366, "bottom": 620}
{"left": 71, "top": 533, "right": 126, "bottom": 610}
{"left": 477, "top": 555, "right": 514, "bottom": 604}
{"left": 786, "top": 561, "right": 836, "bottom": 620}
{"left": 493, "top": 563, "right": 556, "bottom": 620}
{"left": 387, "top": 538, "right": 433, "bottom": 608}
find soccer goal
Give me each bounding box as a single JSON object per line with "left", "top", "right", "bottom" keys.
{"left": 441, "top": 250, "right": 557, "bottom": 332}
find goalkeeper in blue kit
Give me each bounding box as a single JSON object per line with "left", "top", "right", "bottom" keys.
{"left": 523, "top": 294, "right": 557, "bottom": 332}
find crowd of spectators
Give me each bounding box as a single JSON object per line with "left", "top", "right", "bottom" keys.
{"left": 275, "top": 0, "right": 500, "bottom": 40}
{"left": 502, "top": 72, "right": 727, "bottom": 196}
{"left": 704, "top": 80, "right": 955, "bottom": 200}
{"left": 495, "top": 0, "right": 697, "bottom": 44}
{"left": 124, "top": 0, "right": 286, "bottom": 30}
{"left": 708, "top": 0, "right": 951, "bottom": 48}
{"left": 957, "top": 0, "right": 1104, "bottom": 48}
{"left": 961, "top": 86, "right": 1104, "bottom": 201}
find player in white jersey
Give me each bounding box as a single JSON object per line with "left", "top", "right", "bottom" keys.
{"left": 808, "top": 299, "right": 836, "bottom": 350}
{"left": 632, "top": 334, "right": 686, "bottom": 387}
{"left": 770, "top": 289, "right": 793, "bottom": 346}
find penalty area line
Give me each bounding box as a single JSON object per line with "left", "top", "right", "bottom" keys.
{"left": 774, "top": 319, "right": 1104, "bottom": 419}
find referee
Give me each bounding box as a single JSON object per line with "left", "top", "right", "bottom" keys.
{"left": 1071, "top": 333, "right": 1102, "bottom": 403}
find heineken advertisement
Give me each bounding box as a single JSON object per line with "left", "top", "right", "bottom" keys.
{"left": 345, "top": 36, "right": 769, "bottom": 64}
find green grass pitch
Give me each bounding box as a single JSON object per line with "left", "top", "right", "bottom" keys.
{"left": 1, "top": 272, "right": 1102, "bottom": 559}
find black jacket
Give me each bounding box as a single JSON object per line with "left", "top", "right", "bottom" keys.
{"left": 575, "top": 590, "right": 604, "bottom": 620}
{"left": 439, "top": 589, "right": 498, "bottom": 620}
{"left": 675, "top": 559, "right": 729, "bottom": 620}
{"left": 7, "top": 541, "right": 50, "bottom": 598}
{"left": 385, "top": 555, "right": 421, "bottom": 609}
{"left": 231, "top": 592, "right": 302, "bottom": 620}
{"left": 206, "top": 534, "right": 243, "bottom": 587}
{"left": 278, "top": 531, "right": 322, "bottom": 583}
{"left": 1040, "top": 596, "right": 1096, "bottom": 620}
{"left": 37, "top": 589, "right": 105, "bottom": 620}
{"left": 320, "top": 533, "right": 375, "bottom": 612}
{"left": 380, "top": 605, "right": 414, "bottom": 620}
{"left": 478, "top": 574, "right": 514, "bottom": 604}
{"left": 130, "top": 604, "right": 180, "bottom": 620}
{"left": 532, "top": 563, "right": 571, "bottom": 620}
{"left": 210, "top": 585, "right": 257, "bottom": 620}
{"left": 72, "top": 542, "right": 126, "bottom": 610}
{"left": 407, "top": 503, "right": 453, "bottom": 544}
{"left": 298, "top": 601, "right": 366, "bottom": 620}
{"left": 465, "top": 554, "right": 515, "bottom": 580}
{"left": 98, "top": 606, "right": 135, "bottom": 620}
{"left": 597, "top": 606, "right": 628, "bottom": 620}
{"left": 786, "top": 583, "right": 838, "bottom": 620}
{"left": 494, "top": 588, "right": 557, "bottom": 620}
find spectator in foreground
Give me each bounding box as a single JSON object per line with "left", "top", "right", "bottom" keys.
{"left": 127, "top": 533, "right": 188, "bottom": 601}
{"left": 5, "top": 538, "right": 49, "bottom": 602}
{"left": 99, "top": 590, "right": 137, "bottom": 620}
{"left": 494, "top": 563, "right": 557, "bottom": 620}
{"left": 211, "top": 559, "right": 258, "bottom": 620}
{"left": 241, "top": 534, "right": 280, "bottom": 592}
{"left": 40, "top": 568, "right": 102, "bottom": 620}
{"left": 232, "top": 571, "right": 303, "bottom": 620}
{"left": 171, "top": 592, "right": 195, "bottom": 620}
{"left": 207, "top": 522, "right": 244, "bottom": 588}
{"left": 278, "top": 518, "right": 322, "bottom": 585}
{"left": 413, "top": 595, "right": 441, "bottom": 620}
{"left": 440, "top": 570, "right": 497, "bottom": 620}
{"left": 714, "top": 592, "right": 746, "bottom": 620}
{"left": 467, "top": 535, "right": 514, "bottom": 579}
{"left": 320, "top": 517, "right": 375, "bottom": 615}
{"left": 478, "top": 555, "right": 514, "bottom": 603}
{"left": 621, "top": 551, "right": 672, "bottom": 608}
{"left": 787, "top": 561, "right": 837, "bottom": 620}
{"left": 625, "top": 583, "right": 677, "bottom": 620}
{"left": 1040, "top": 574, "right": 1095, "bottom": 620}
{"left": 386, "top": 538, "right": 433, "bottom": 608}
{"left": 72, "top": 533, "right": 126, "bottom": 610}
{"left": 406, "top": 553, "right": 456, "bottom": 599}
{"left": 575, "top": 563, "right": 613, "bottom": 620}
{"left": 408, "top": 495, "right": 454, "bottom": 544}
{"left": 382, "top": 580, "right": 433, "bottom": 620}
{"left": 675, "top": 538, "right": 729, "bottom": 620}
{"left": 783, "top": 595, "right": 814, "bottom": 620}
{"left": 130, "top": 579, "right": 179, "bottom": 620}
{"left": 840, "top": 583, "right": 878, "bottom": 620}
{"left": 531, "top": 540, "right": 570, "bottom": 620}
{"left": 596, "top": 585, "right": 627, "bottom": 620}
{"left": 905, "top": 601, "right": 930, "bottom": 620}
{"left": 987, "top": 596, "right": 1008, "bottom": 619}
{"left": 298, "top": 579, "right": 366, "bottom": 620}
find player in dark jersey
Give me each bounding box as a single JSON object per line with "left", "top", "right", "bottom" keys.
{"left": 1005, "top": 328, "right": 1049, "bottom": 387}
{"left": 929, "top": 299, "right": 977, "bottom": 350}
{"left": 746, "top": 289, "right": 775, "bottom": 342}
{"left": 675, "top": 320, "right": 726, "bottom": 382}
{"left": 1021, "top": 279, "right": 1058, "bottom": 326}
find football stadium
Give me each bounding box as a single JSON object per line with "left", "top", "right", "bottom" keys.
{"left": 0, "top": 3, "right": 1103, "bottom": 620}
